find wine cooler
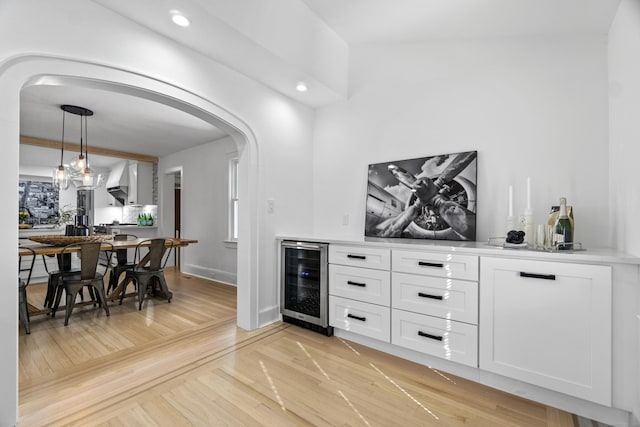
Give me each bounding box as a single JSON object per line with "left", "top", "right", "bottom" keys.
{"left": 280, "top": 241, "right": 333, "bottom": 336}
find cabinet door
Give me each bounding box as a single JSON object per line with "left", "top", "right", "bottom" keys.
{"left": 329, "top": 264, "right": 390, "bottom": 306}
{"left": 479, "top": 257, "right": 612, "bottom": 406}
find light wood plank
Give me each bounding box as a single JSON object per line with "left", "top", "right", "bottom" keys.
{"left": 20, "top": 135, "right": 158, "bottom": 164}
{"left": 19, "top": 268, "right": 585, "bottom": 427}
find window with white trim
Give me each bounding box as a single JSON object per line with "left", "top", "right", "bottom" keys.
{"left": 228, "top": 157, "right": 239, "bottom": 241}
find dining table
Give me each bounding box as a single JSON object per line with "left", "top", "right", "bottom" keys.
{"left": 19, "top": 236, "right": 198, "bottom": 316}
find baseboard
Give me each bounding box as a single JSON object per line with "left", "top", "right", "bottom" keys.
{"left": 182, "top": 264, "right": 237, "bottom": 286}
{"left": 259, "top": 305, "right": 280, "bottom": 327}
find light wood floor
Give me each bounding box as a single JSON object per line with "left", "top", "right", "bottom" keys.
{"left": 19, "top": 268, "right": 583, "bottom": 426}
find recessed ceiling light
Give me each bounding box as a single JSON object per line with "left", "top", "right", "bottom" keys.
{"left": 296, "top": 82, "right": 308, "bottom": 92}
{"left": 170, "top": 10, "right": 190, "bottom": 27}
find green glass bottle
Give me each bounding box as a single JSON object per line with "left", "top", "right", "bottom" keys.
{"left": 554, "top": 197, "right": 573, "bottom": 250}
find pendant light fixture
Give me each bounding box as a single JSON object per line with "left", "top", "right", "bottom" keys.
{"left": 60, "top": 105, "right": 104, "bottom": 190}
{"left": 52, "top": 106, "right": 70, "bottom": 190}
{"left": 68, "top": 105, "right": 90, "bottom": 175}
{"left": 77, "top": 113, "right": 104, "bottom": 189}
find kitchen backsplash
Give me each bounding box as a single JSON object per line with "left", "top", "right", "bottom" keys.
{"left": 94, "top": 204, "right": 158, "bottom": 225}
{"left": 123, "top": 205, "right": 158, "bottom": 224}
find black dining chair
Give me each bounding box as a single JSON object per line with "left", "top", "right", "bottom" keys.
{"left": 106, "top": 234, "right": 138, "bottom": 294}
{"left": 18, "top": 247, "right": 36, "bottom": 334}
{"left": 51, "top": 242, "right": 114, "bottom": 326}
{"left": 42, "top": 251, "right": 80, "bottom": 309}
{"left": 120, "top": 238, "right": 174, "bottom": 310}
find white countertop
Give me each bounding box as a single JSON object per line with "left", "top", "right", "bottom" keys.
{"left": 107, "top": 225, "right": 157, "bottom": 229}
{"left": 276, "top": 234, "right": 640, "bottom": 265}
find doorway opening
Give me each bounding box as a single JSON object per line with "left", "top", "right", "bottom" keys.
{"left": 162, "top": 168, "right": 183, "bottom": 269}
{"left": 4, "top": 53, "right": 262, "bottom": 426}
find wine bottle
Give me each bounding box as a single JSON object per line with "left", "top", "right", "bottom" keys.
{"left": 554, "top": 197, "right": 573, "bottom": 250}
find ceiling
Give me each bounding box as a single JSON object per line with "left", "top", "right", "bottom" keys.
{"left": 19, "top": 0, "right": 621, "bottom": 170}
{"left": 300, "top": 0, "right": 620, "bottom": 44}
{"left": 20, "top": 84, "right": 226, "bottom": 169}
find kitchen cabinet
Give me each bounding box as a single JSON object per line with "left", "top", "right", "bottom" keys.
{"left": 391, "top": 249, "right": 479, "bottom": 367}
{"left": 281, "top": 235, "right": 639, "bottom": 423}
{"left": 479, "top": 256, "right": 612, "bottom": 406}
{"left": 127, "top": 162, "right": 153, "bottom": 205}
{"left": 328, "top": 245, "right": 391, "bottom": 342}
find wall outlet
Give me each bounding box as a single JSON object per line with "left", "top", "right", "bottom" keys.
{"left": 267, "top": 198, "right": 275, "bottom": 214}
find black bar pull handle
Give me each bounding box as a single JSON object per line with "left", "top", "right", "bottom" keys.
{"left": 347, "top": 313, "right": 367, "bottom": 322}
{"left": 347, "top": 254, "right": 367, "bottom": 260}
{"left": 418, "top": 261, "right": 444, "bottom": 268}
{"left": 519, "top": 272, "right": 556, "bottom": 281}
{"left": 347, "top": 280, "right": 367, "bottom": 287}
{"left": 418, "top": 292, "right": 443, "bottom": 300}
{"left": 418, "top": 331, "right": 443, "bottom": 341}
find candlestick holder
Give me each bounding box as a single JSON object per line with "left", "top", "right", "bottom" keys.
{"left": 523, "top": 208, "right": 534, "bottom": 244}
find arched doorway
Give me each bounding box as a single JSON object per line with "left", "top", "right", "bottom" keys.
{"left": 1, "top": 55, "right": 261, "bottom": 424}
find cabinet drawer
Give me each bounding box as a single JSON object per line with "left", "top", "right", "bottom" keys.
{"left": 392, "top": 249, "right": 478, "bottom": 281}
{"left": 329, "top": 296, "right": 390, "bottom": 342}
{"left": 330, "top": 264, "right": 390, "bottom": 306}
{"left": 392, "top": 272, "right": 477, "bottom": 324}
{"left": 329, "top": 245, "right": 390, "bottom": 270}
{"left": 392, "top": 309, "right": 478, "bottom": 367}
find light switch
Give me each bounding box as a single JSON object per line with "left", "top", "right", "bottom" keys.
{"left": 342, "top": 213, "right": 349, "bottom": 225}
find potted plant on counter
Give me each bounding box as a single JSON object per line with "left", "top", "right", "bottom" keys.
{"left": 57, "top": 204, "right": 80, "bottom": 235}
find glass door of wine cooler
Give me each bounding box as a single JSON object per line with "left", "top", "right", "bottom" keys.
{"left": 280, "top": 241, "right": 328, "bottom": 328}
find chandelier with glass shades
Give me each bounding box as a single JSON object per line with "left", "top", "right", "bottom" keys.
{"left": 52, "top": 105, "right": 104, "bottom": 190}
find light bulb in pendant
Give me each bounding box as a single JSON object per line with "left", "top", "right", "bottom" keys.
{"left": 83, "top": 168, "right": 92, "bottom": 186}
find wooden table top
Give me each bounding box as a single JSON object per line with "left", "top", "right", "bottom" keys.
{"left": 19, "top": 237, "right": 198, "bottom": 256}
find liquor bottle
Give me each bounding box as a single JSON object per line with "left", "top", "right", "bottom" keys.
{"left": 554, "top": 197, "right": 573, "bottom": 250}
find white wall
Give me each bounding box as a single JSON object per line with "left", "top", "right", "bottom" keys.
{"left": 0, "top": 1, "right": 316, "bottom": 424}
{"left": 608, "top": 0, "right": 640, "bottom": 422}
{"left": 159, "top": 137, "right": 238, "bottom": 285}
{"left": 313, "top": 36, "right": 610, "bottom": 248}
{"left": 609, "top": 0, "right": 640, "bottom": 257}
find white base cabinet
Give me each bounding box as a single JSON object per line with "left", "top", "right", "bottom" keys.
{"left": 479, "top": 256, "right": 612, "bottom": 406}
{"left": 328, "top": 245, "right": 391, "bottom": 342}
{"left": 329, "top": 295, "right": 390, "bottom": 342}
{"left": 281, "top": 236, "right": 639, "bottom": 425}
{"left": 392, "top": 309, "right": 478, "bottom": 367}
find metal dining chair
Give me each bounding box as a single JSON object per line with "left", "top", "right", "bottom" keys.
{"left": 120, "top": 238, "right": 174, "bottom": 310}
{"left": 51, "top": 242, "right": 114, "bottom": 326}
{"left": 18, "top": 246, "right": 36, "bottom": 334}
{"left": 106, "top": 234, "right": 138, "bottom": 293}
{"left": 42, "top": 251, "right": 80, "bottom": 309}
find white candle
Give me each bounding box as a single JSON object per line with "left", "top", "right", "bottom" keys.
{"left": 526, "top": 177, "right": 531, "bottom": 210}
{"left": 508, "top": 185, "right": 513, "bottom": 217}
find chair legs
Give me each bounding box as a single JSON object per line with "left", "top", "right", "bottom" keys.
{"left": 19, "top": 281, "right": 30, "bottom": 334}
{"left": 123, "top": 272, "right": 172, "bottom": 310}
{"left": 51, "top": 279, "right": 110, "bottom": 326}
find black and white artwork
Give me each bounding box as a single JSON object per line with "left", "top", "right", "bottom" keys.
{"left": 365, "top": 150, "right": 477, "bottom": 241}
{"left": 19, "top": 179, "right": 60, "bottom": 225}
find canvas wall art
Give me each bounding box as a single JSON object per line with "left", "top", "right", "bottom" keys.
{"left": 365, "top": 150, "right": 477, "bottom": 241}
{"left": 19, "top": 179, "right": 60, "bottom": 226}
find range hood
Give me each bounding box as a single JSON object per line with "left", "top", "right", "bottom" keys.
{"left": 106, "top": 161, "right": 129, "bottom": 205}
